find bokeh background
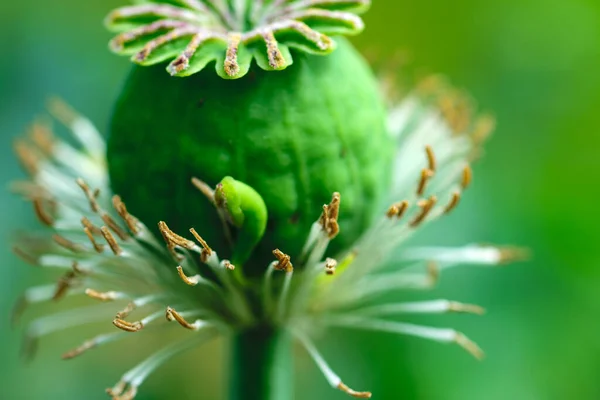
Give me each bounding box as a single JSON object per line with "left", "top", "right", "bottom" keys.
{"left": 1, "top": 0, "right": 599, "bottom": 399}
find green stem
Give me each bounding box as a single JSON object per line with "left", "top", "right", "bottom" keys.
{"left": 230, "top": 327, "right": 293, "bottom": 400}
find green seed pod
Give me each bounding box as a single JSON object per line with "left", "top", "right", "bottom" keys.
{"left": 106, "top": 1, "right": 393, "bottom": 274}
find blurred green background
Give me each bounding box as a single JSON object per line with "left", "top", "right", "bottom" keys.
{"left": 1, "top": 0, "right": 599, "bottom": 399}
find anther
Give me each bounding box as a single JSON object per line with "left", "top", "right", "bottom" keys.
{"left": 52, "top": 234, "right": 84, "bottom": 253}
{"left": 112, "top": 318, "right": 143, "bottom": 333}
{"left": 13, "top": 139, "right": 39, "bottom": 176}
{"left": 337, "top": 382, "right": 372, "bottom": 399}
{"left": 409, "top": 196, "right": 437, "bottom": 227}
{"left": 158, "top": 221, "right": 196, "bottom": 251}
{"left": 325, "top": 258, "right": 337, "bottom": 275}
{"left": 425, "top": 145, "right": 437, "bottom": 172}
{"left": 52, "top": 270, "right": 79, "bottom": 301}
{"left": 176, "top": 266, "right": 201, "bottom": 286}
{"left": 319, "top": 192, "right": 341, "bottom": 239}
{"left": 32, "top": 197, "right": 54, "bottom": 226}
{"left": 12, "top": 246, "right": 38, "bottom": 266}
{"left": 461, "top": 165, "right": 473, "bottom": 189}
{"left": 189, "top": 228, "right": 213, "bottom": 262}
{"left": 273, "top": 249, "right": 293, "bottom": 272}
{"left": 386, "top": 200, "right": 409, "bottom": 219}
{"left": 81, "top": 217, "right": 102, "bottom": 235}
{"left": 112, "top": 195, "right": 140, "bottom": 235}
{"left": 471, "top": 114, "right": 496, "bottom": 145}
{"left": 498, "top": 247, "right": 530, "bottom": 264}
{"left": 416, "top": 168, "right": 434, "bottom": 196}
{"left": 76, "top": 178, "right": 100, "bottom": 212}
{"left": 165, "top": 306, "right": 202, "bottom": 330}
{"left": 443, "top": 192, "right": 461, "bottom": 214}
{"left": 29, "top": 121, "right": 54, "bottom": 155}
{"left": 101, "top": 213, "right": 129, "bottom": 241}
{"left": 85, "top": 289, "right": 120, "bottom": 301}
{"left": 84, "top": 227, "right": 105, "bottom": 253}
{"left": 427, "top": 261, "right": 440, "bottom": 286}
{"left": 62, "top": 339, "right": 96, "bottom": 360}
{"left": 116, "top": 303, "right": 136, "bottom": 319}
{"left": 222, "top": 260, "right": 236, "bottom": 271}
{"left": 101, "top": 226, "right": 123, "bottom": 256}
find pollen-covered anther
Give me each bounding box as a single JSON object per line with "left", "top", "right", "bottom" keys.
{"left": 84, "top": 226, "right": 105, "bottom": 253}
{"left": 444, "top": 191, "right": 461, "bottom": 214}
{"left": 319, "top": 192, "right": 341, "bottom": 239}
{"left": 158, "top": 221, "right": 197, "bottom": 252}
{"left": 416, "top": 168, "right": 434, "bottom": 196}
{"left": 113, "top": 318, "right": 144, "bottom": 333}
{"left": 325, "top": 258, "right": 337, "bottom": 275}
{"left": 165, "top": 306, "right": 203, "bottom": 330}
{"left": 273, "top": 249, "right": 293, "bottom": 272}
{"left": 409, "top": 196, "right": 438, "bottom": 227}
{"left": 76, "top": 178, "right": 100, "bottom": 213}
{"left": 189, "top": 228, "right": 213, "bottom": 262}
{"left": 101, "top": 226, "right": 123, "bottom": 256}
{"left": 337, "top": 382, "right": 372, "bottom": 399}
{"left": 85, "top": 289, "right": 121, "bottom": 302}
{"left": 32, "top": 197, "right": 54, "bottom": 226}
{"left": 52, "top": 234, "right": 84, "bottom": 253}
{"left": 386, "top": 200, "right": 409, "bottom": 219}
{"left": 425, "top": 145, "right": 437, "bottom": 172}
{"left": 461, "top": 165, "right": 473, "bottom": 189}
{"left": 176, "top": 266, "right": 201, "bottom": 286}
{"left": 224, "top": 33, "right": 242, "bottom": 77}
{"left": 112, "top": 195, "right": 140, "bottom": 235}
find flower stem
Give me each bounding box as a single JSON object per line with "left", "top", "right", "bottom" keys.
{"left": 230, "top": 327, "right": 293, "bottom": 400}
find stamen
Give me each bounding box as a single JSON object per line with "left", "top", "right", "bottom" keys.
{"left": 53, "top": 270, "right": 79, "bottom": 301}
{"left": 425, "top": 145, "right": 436, "bottom": 171}
{"left": 76, "top": 178, "right": 100, "bottom": 212}
{"left": 294, "top": 330, "right": 371, "bottom": 399}
{"left": 409, "top": 196, "right": 437, "bottom": 227}
{"left": 112, "top": 195, "right": 140, "bottom": 235}
{"left": 112, "top": 318, "right": 144, "bottom": 333}
{"left": 273, "top": 249, "right": 293, "bottom": 272}
{"left": 386, "top": 200, "right": 409, "bottom": 219}
{"left": 101, "top": 226, "right": 122, "bottom": 255}
{"left": 62, "top": 332, "right": 124, "bottom": 360}
{"left": 29, "top": 121, "right": 54, "bottom": 155}
{"left": 116, "top": 303, "right": 136, "bottom": 319}
{"left": 32, "top": 197, "right": 54, "bottom": 226}
{"left": 165, "top": 306, "right": 203, "bottom": 330}
{"left": 326, "top": 316, "right": 484, "bottom": 359}
{"left": 416, "top": 168, "right": 434, "bottom": 196}
{"left": 84, "top": 227, "right": 105, "bottom": 253}
{"left": 443, "top": 191, "right": 461, "bottom": 214}
{"left": 400, "top": 245, "right": 529, "bottom": 265}
{"left": 471, "top": 114, "right": 496, "bottom": 145}
{"left": 325, "top": 258, "right": 337, "bottom": 275}
{"left": 52, "top": 234, "right": 84, "bottom": 253}
{"left": 13, "top": 139, "right": 39, "bottom": 176}
{"left": 85, "top": 289, "right": 122, "bottom": 301}
{"left": 191, "top": 177, "right": 216, "bottom": 204}
{"left": 221, "top": 260, "right": 236, "bottom": 271}
{"left": 176, "top": 266, "right": 201, "bottom": 286}
{"left": 189, "top": 228, "right": 213, "bottom": 262}
{"left": 461, "top": 165, "right": 472, "bottom": 189}
{"left": 356, "top": 300, "right": 485, "bottom": 316}
{"left": 319, "top": 192, "right": 341, "bottom": 239}
{"left": 101, "top": 213, "right": 129, "bottom": 241}
{"left": 12, "top": 246, "right": 38, "bottom": 266}
{"left": 81, "top": 216, "right": 103, "bottom": 235}
{"left": 158, "top": 221, "right": 197, "bottom": 251}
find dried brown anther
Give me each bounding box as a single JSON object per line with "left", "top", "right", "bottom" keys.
{"left": 113, "top": 318, "right": 144, "bottom": 333}
{"left": 52, "top": 234, "right": 84, "bottom": 253}
{"left": 319, "top": 192, "right": 341, "bottom": 239}
{"left": 85, "top": 289, "right": 120, "bottom": 301}
{"left": 158, "top": 221, "right": 196, "bottom": 253}
{"left": 273, "top": 249, "right": 293, "bottom": 272}
{"left": 222, "top": 260, "right": 236, "bottom": 271}
{"left": 32, "top": 197, "right": 54, "bottom": 226}
{"left": 62, "top": 339, "right": 96, "bottom": 360}
{"left": 337, "top": 382, "right": 372, "bottom": 399}
{"left": 176, "top": 266, "right": 201, "bottom": 286}
{"left": 101, "top": 226, "right": 123, "bottom": 256}
{"left": 165, "top": 306, "right": 201, "bottom": 330}
{"left": 112, "top": 195, "right": 140, "bottom": 235}
{"left": 189, "top": 228, "right": 213, "bottom": 262}
{"left": 102, "top": 213, "right": 129, "bottom": 241}
{"left": 84, "top": 227, "right": 105, "bottom": 253}
{"left": 13, "top": 139, "right": 40, "bottom": 176}
{"left": 52, "top": 270, "right": 79, "bottom": 301}
{"left": 116, "top": 303, "right": 136, "bottom": 319}
{"left": 425, "top": 145, "right": 437, "bottom": 172}
{"left": 416, "top": 168, "right": 434, "bottom": 196}
{"left": 76, "top": 178, "right": 100, "bottom": 212}
{"left": 461, "top": 165, "right": 473, "bottom": 189}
